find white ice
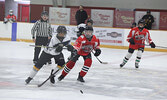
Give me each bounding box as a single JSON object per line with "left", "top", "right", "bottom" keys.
{"left": 0, "top": 41, "right": 167, "bottom": 100}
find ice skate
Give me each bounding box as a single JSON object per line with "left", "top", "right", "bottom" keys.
{"left": 120, "top": 63, "right": 125, "bottom": 68}
{"left": 25, "top": 77, "right": 33, "bottom": 84}
{"left": 58, "top": 75, "right": 64, "bottom": 81}
{"left": 50, "top": 70, "right": 55, "bottom": 84}
{"left": 77, "top": 73, "right": 85, "bottom": 83}
{"left": 135, "top": 63, "right": 139, "bottom": 68}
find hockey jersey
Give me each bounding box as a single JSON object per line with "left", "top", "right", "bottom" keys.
{"left": 44, "top": 34, "right": 71, "bottom": 55}
{"left": 74, "top": 35, "right": 100, "bottom": 56}
{"left": 6, "top": 14, "right": 16, "bottom": 22}
{"left": 127, "top": 27, "right": 153, "bottom": 49}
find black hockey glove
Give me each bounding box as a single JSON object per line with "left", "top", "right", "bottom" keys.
{"left": 94, "top": 49, "right": 101, "bottom": 56}
{"left": 77, "top": 31, "right": 82, "bottom": 37}
{"left": 150, "top": 42, "right": 156, "bottom": 48}
{"left": 66, "top": 44, "right": 74, "bottom": 52}
{"left": 55, "top": 43, "right": 63, "bottom": 52}
{"left": 129, "top": 38, "right": 135, "bottom": 45}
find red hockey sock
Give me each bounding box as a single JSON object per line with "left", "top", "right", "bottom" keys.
{"left": 62, "top": 60, "right": 76, "bottom": 77}
{"left": 80, "top": 58, "right": 92, "bottom": 77}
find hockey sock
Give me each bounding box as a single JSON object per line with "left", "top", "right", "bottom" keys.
{"left": 80, "top": 58, "right": 92, "bottom": 77}
{"left": 29, "top": 66, "right": 39, "bottom": 78}
{"left": 135, "top": 50, "right": 142, "bottom": 66}
{"left": 62, "top": 60, "right": 75, "bottom": 77}
{"left": 122, "top": 52, "right": 132, "bottom": 65}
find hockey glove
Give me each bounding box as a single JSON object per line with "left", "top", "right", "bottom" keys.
{"left": 94, "top": 49, "right": 101, "bottom": 56}
{"left": 129, "top": 38, "right": 135, "bottom": 45}
{"left": 67, "top": 44, "right": 74, "bottom": 52}
{"left": 77, "top": 31, "right": 82, "bottom": 37}
{"left": 55, "top": 43, "right": 63, "bottom": 52}
{"left": 150, "top": 42, "right": 156, "bottom": 48}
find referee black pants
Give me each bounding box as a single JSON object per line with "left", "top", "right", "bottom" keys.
{"left": 33, "top": 36, "right": 49, "bottom": 62}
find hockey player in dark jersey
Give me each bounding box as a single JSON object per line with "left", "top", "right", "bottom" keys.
{"left": 25, "top": 26, "right": 75, "bottom": 84}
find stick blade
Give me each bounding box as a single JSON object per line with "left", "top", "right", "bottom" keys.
{"left": 101, "top": 62, "right": 108, "bottom": 64}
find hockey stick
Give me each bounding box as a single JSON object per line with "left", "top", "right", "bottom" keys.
{"left": 29, "top": 45, "right": 67, "bottom": 49}
{"left": 91, "top": 51, "right": 108, "bottom": 64}
{"left": 29, "top": 45, "right": 56, "bottom": 48}
{"left": 136, "top": 43, "right": 167, "bottom": 49}
{"left": 146, "top": 44, "right": 167, "bottom": 49}
{"left": 38, "top": 69, "right": 60, "bottom": 87}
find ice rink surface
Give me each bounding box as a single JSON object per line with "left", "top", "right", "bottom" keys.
{"left": 0, "top": 41, "right": 167, "bottom": 100}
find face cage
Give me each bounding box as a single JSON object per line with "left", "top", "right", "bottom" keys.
{"left": 57, "top": 32, "right": 67, "bottom": 38}
{"left": 85, "top": 30, "right": 93, "bottom": 39}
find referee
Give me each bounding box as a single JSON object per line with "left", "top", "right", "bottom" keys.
{"left": 31, "top": 11, "right": 52, "bottom": 64}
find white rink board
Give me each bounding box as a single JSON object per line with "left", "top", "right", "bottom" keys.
{"left": 0, "top": 22, "right": 167, "bottom": 47}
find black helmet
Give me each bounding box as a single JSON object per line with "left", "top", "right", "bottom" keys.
{"left": 132, "top": 22, "right": 136, "bottom": 26}
{"left": 147, "top": 10, "right": 151, "bottom": 13}
{"left": 85, "top": 26, "right": 93, "bottom": 31}
{"left": 56, "top": 26, "right": 67, "bottom": 41}
{"left": 87, "top": 19, "right": 93, "bottom": 25}
{"left": 138, "top": 19, "right": 145, "bottom": 25}
{"left": 84, "top": 26, "right": 93, "bottom": 40}
{"left": 41, "top": 11, "right": 49, "bottom": 16}
{"left": 57, "top": 26, "right": 67, "bottom": 34}
{"left": 138, "top": 19, "right": 145, "bottom": 30}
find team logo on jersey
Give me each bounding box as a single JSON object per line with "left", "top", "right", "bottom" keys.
{"left": 81, "top": 45, "right": 93, "bottom": 52}
{"left": 135, "top": 35, "right": 145, "bottom": 40}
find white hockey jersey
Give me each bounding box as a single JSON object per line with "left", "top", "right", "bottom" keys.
{"left": 43, "top": 34, "right": 71, "bottom": 55}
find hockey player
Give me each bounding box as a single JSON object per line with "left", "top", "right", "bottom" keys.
{"left": 120, "top": 19, "right": 156, "bottom": 68}
{"left": 131, "top": 22, "right": 136, "bottom": 28}
{"left": 25, "top": 26, "right": 74, "bottom": 84}
{"left": 86, "top": 19, "right": 93, "bottom": 26}
{"left": 76, "top": 23, "right": 86, "bottom": 37}
{"left": 55, "top": 26, "right": 101, "bottom": 83}
{"left": 4, "top": 10, "right": 16, "bottom": 24}
{"left": 76, "top": 19, "right": 93, "bottom": 37}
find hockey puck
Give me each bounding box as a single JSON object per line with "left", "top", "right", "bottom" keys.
{"left": 80, "top": 90, "right": 83, "bottom": 94}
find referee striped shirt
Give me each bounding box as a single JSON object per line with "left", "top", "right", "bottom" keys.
{"left": 31, "top": 20, "right": 52, "bottom": 39}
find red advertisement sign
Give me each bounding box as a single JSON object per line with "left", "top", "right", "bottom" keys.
{"left": 159, "top": 12, "right": 167, "bottom": 30}
{"left": 114, "top": 11, "right": 135, "bottom": 28}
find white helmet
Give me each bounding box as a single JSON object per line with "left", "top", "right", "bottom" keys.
{"left": 9, "top": 10, "right": 13, "bottom": 15}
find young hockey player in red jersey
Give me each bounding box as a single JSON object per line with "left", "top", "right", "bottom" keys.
{"left": 25, "top": 26, "right": 74, "bottom": 84}
{"left": 120, "top": 19, "right": 156, "bottom": 68}
{"left": 52, "top": 26, "right": 101, "bottom": 83}
{"left": 4, "top": 10, "right": 16, "bottom": 24}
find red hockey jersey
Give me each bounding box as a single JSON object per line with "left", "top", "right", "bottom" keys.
{"left": 74, "top": 35, "right": 100, "bottom": 56}
{"left": 127, "top": 27, "right": 153, "bottom": 49}
{"left": 6, "top": 14, "right": 16, "bottom": 21}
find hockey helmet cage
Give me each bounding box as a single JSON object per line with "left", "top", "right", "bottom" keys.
{"left": 85, "top": 26, "right": 93, "bottom": 31}
{"left": 57, "top": 26, "right": 67, "bottom": 34}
